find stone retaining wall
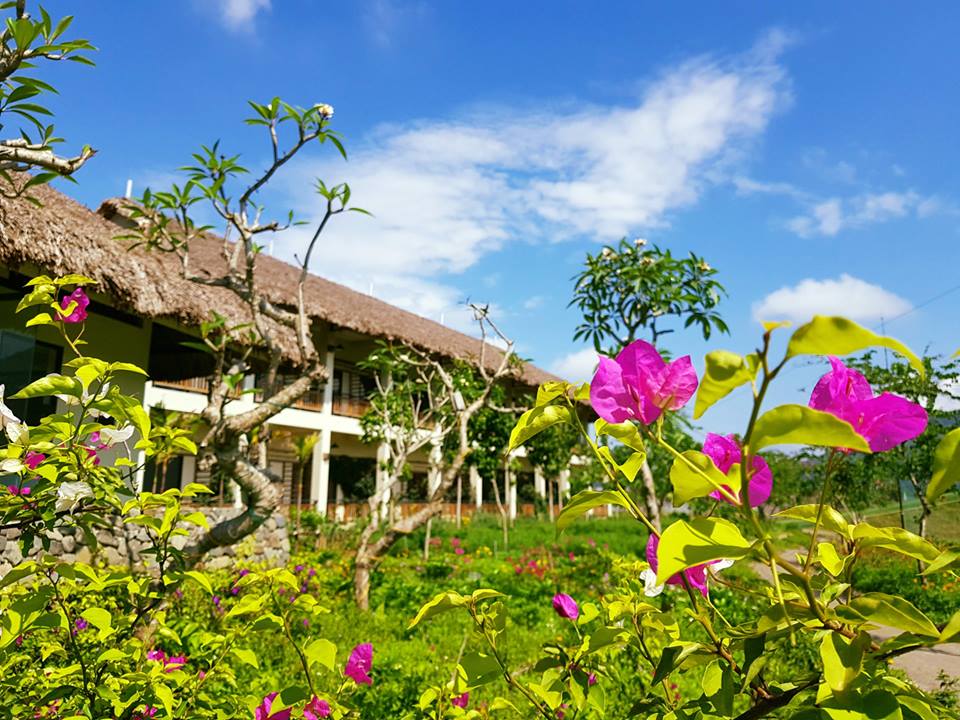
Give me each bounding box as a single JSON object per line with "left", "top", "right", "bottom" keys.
{"left": 0, "top": 507, "right": 290, "bottom": 574}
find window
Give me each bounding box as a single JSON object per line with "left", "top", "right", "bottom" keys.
{"left": 142, "top": 456, "right": 184, "bottom": 493}
{"left": 0, "top": 330, "right": 63, "bottom": 426}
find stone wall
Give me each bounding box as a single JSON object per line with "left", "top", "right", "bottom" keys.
{"left": 0, "top": 506, "right": 290, "bottom": 574}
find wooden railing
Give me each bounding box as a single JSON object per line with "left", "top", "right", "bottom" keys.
{"left": 153, "top": 376, "right": 364, "bottom": 417}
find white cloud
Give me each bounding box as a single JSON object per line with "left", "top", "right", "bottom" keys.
{"left": 363, "top": 0, "right": 427, "bottom": 48}
{"left": 523, "top": 296, "right": 545, "bottom": 311}
{"left": 550, "top": 348, "right": 599, "bottom": 383}
{"left": 785, "top": 191, "right": 926, "bottom": 237}
{"left": 208, "top": 0, "right": 270, "bottom": 30}
{"left": 275, "top": 35, "right": 789, "bottom": 326}
{"left": 752, "top": 274, "right": 912, "bottom": 323}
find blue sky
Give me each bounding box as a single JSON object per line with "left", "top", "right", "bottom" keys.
{"left": 37, "top": 1, "right": 960, "bottom": 434}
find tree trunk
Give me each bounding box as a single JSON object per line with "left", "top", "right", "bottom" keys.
{"left": 423, "top": 518, "right": 432, "bottom": 561}
{"left": 639, "top": 459, "right": 662, "bottom": 531}
{"left": 490, "top": 469, "right": 509, "bottom": 551}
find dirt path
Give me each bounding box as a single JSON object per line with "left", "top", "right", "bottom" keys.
{"left": 748, "top": 558, "right": 960, "bottom": 692}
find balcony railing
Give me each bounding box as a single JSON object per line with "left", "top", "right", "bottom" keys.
{"left": 153, "top": 376, "right": 367, "bottom": 417}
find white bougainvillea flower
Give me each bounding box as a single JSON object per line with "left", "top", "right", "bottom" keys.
{"left": 640, "top": 568, "right": 664, "bottom": 598}
{"left": 0, "top": 385, "right": 21, "bottom": 432}
{"left": 57, "top": 382, "right": 110, "bottom": 418}
{"left": 98, "top": 425, "right": 134, "bottom": 446}
{"left": 5, "top": 422, "right": 28, "bottom": 444}
{"left": 0, "top": 458, "right": 23, "bottom": 474}
{"left": 56, "top": 481, "right": 93, "bottom": 512}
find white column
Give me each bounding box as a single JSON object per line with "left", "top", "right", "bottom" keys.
{"left": 534, "top": 467, "right": 546, "bottom": 498}
{"left": 322, "top": 347, "right": 335, "bottom": 415}
{"left": 507, "top": 465, "right": 517, "bottom": 520}
{"left": 558, "top": 469, "right": 571, "bottom": 501}
{"left": 312, "top": 429, "right": 331, "bottom": 516}
{"left": 470, "top": 465, "right": 482, "bottom": 508}
{"left": 180, "top": 455, "right": 196, "bottom": 489}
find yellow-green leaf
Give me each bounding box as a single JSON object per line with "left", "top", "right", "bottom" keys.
{"left": 408, "top": 591, "right": 466, "bottom": 629}
{"left": 669, "top": 450, "right": 740, "bottom": 505}
{"left": 846, "top": 592, "right": 939, "bottom": 638}
{"left": 508, "top": 405, "right": 573, "bottom": 451}
{"left": 927, "top": 427, "right": 960, "bottom": 503}
{"left": 751, "top": 405, "right": 870, "bottom": 452}
{"left": 694, "top": 351, "right": 758, "bottom": 419}
{"left": 786, "top": 315, "right": 924, "bottom": 377}
{"left": 557, "top": 489, "right": 632, "bottom": 532}
{"left": 595, "top": 418, "right": 645, "bottom": 452}
{"left": 819, "top": 631, "right": 864, "bottom": 692}
{"left": 655, "top": 518, "right": 752, "bottom": 585}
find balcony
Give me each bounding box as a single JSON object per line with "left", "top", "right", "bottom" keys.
{"left": 152, "top": 375, "right": 368, "bottom": 417}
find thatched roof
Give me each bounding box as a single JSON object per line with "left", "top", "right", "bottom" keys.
{"left": 0, "top": 183, "right": 560, "bottom": 387}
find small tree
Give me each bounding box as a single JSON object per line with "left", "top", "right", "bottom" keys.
{"left": 124, "top": 98, "right": 364, "bottom": 561}
{"left": 354, "top": 304, "right": 518, "bottom": 610}
{"left": 0, "top": 1, "right": 94, "bottom": 199}
{"left": 569, "top": 237, "right": 727, "bottom": 528}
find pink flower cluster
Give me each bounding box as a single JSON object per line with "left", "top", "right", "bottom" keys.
{"left": 59, "top": 288, "right": 89, "bottom": 324}
{"left": 146, "top": 649, "right": 187, "bottom": 673}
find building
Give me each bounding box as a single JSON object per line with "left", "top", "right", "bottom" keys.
{"left": 0, "top": 183, "right": 574, "bottom": 521}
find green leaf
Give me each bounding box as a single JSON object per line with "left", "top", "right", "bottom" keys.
{"left": 694, "top": 351, "right": 758, "bottom": 419}
{"left": 655, "top": 518, "right": 752, "bottom": 585}
{"left": 851, "top": 523, "right": 940, "bottom": 563}
{"left": 154, "top": 684, "right": 175, "bottom": 719}
{"left": 940, "top": 609, "right": 960, "bottom": 642}
{"left": 456, "top": 652, "right": 501, "bottom": 690}
{"left": 927, "top": 427, "right": 960, "bottom": 503}
{"left": 183, "top": 570, "right": 213, "bottom": 595}
{"left": 303, "top": 638, "right": 337, "bottom": 671}
{"left": 408, "top": 591, "right": 466, "bottom": 629}
{"left": 773, "top": 504, "right": 851, "bottom": 538}
{"left": 751, "top": 404, "right": 870, "bottom": 452}
{"left": 819, "top": 631, "right": 865, "bottom": 692}
{"left": 597, "top": 446, "right": 646, "bottom": 482}
{"left": 231, "top": 647, "right": 259, "bottom": 668}
{"left": 669, "top": 450, "right": 740, "bottom": 505}
{"left": 652, "top": 642, "right": 701, "bottom": 684}
{"left": 508, "top": 405, "right": 574, "bottom": 451}
{"left": 536, "top": 381, "right": 570, "bottom": 406}
{"left": 10, "top": 373, "right": 80, "bottom": 399}
{"left": 594, "top": 418, "right": 645, "bottom": 452}
{"left": 786, "top": 315, "right": 925, "bottom": 377}
{"left": 557, "top": 490, "right": 631, "bottom": 532}
{"left": 844, "top": 592, "right": 939, "bottom": 637}
{"left": 817, "top": 543, "right": 845, "bottom": 576}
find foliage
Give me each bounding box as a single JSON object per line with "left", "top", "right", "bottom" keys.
{"left": 570, "top": 237, "right": 727, "bottom": 353}
{"left": 0, "top": 1, "right": 95, "bottom": 198}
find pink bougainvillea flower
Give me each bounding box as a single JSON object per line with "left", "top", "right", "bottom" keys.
{"left": 588, "top": 672, "right": 597, "bottom": 686}
{"left": 23, "top": 451, "right": 45, "bottom": 470}
{"left": 59, "top": 288, "right": 90, "bottom": 324}
{"left": 809, "top": 357, "right": 928, "bottom": 452}
{"left": 303, "top": 696, "right": 331, "bottom": 720}
{"left": 132, "top": 706, "right": 158, "bottom": 720}
{"left": 552, "top": 593, "right": 579, "bottom": 620}
{"left": 702, "top": 433, "right": 773, "bottom": 507}
{"left": 254, "top": 693, "right": 292, "bottom": 720}
{"left": 590, "top": 340, "right": 698, "bottom": 425}
{"left": 451, "top": 692, "right": 470, "bottom": 709}
{"left": 345, "top": 643, "right": 373, "bottom": 685}
{"left": 146, "top": 649, "right": 167, "bottom": 663}
{"left": 164, "top": 655, "right": 187, "bottom": 672}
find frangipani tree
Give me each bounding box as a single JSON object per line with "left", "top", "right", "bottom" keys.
{"left": 410, "top": 315, "right": 960, "bottom": 720}
{"left": 123, "top": 99, "right": 365, "bottom": 561}
{"left": 570, "top": 238, "right": 728, "bottom": 529}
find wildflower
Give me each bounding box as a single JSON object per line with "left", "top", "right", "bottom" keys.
{"left": 809, "top": 357, "right": 927, "bottom": 452}
{"left": 308, "top": 567, "right": 317, "bottom": 577}
{"left": 55, "top": 481, "right": 93, "bottom": 512}
{"left": 643, "top": 534, "right": 733, "bottom": 597}
{"left": 344, "top": 642, "right": 373, "bottom": 685}
{"left": 295, "top": 564, "right": 304, "bottom": 573}
{"left": 59, "top": 288, "right": 90, "bottom": 324}
{"left": 568, "top": 552, "right": 575, "bottom": 561}
{"left": 304, "top": 696, "right": 331, "bottom": 719}
{"left": 634, "top": 237, "right": 648, "bottom": 247}
{"left": 451, "top": 692, "right": 469, "bottom": 708}
{"left": 552, "top": 593, "right": 579, "bottom": 620}
{"left": 23, "top": 451, "right": 45, "bottom": 470}
{"left": 454, "top": 547, "right": 465, "bottom": 556}
{"left": 146, "top": 649, "right": 167, "bottom": 663}
{"left": 590, "top": 340, "right": 698, "bottom": 426}
{"left": 302, "top": 618, "right": 309, "bottom": 628}
{"left": 164, "top": 655, "right": 187, "bottom": 672}
{"left": 239, "top": 568, "right": 250, "bottom": 577}
{"left": 702, "top": 433, "right": 773, "bottom": 507}
{"left": 255, "top": 693, "right": 292, "bottom": 720}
